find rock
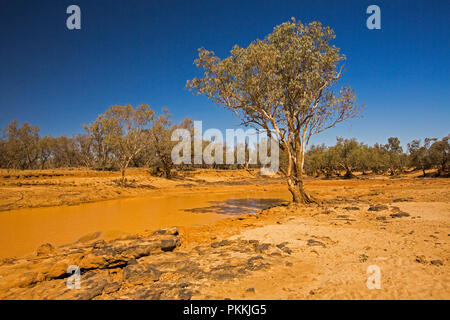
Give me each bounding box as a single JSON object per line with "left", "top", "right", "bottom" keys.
{"left": 178, "top": 289, "right": 194, "bottom": 300}
{"left": 36, "top": 243, "right": 54, "bottom": 256}
{"left": 368, "top": 204, "right": 388, "bottom": 211}
{"left": 344, "top": 206, "right": 359, "bottom": 210}
{"left": 212, "top": 272, "right": 236, "bottom": 281}
{"left": 127, "top": 288, "right": 162, "bottom": 300}
{"left": 122, "top": 264, "right": 162, "bottom": 284}
{"left": 71, "top": 270, "right": 110, "bottom": 300}
{"left": 46, "top": 260, "right": 76, "bottom": 279}
{"left": 246, "top": 287, "right": 255, "bottom": 293}
{"left": 415, "top": 255, "right": 427, "bottom": 264}
{"left": 152, "top": 227, "right": 179, "bottom": 236}
{"left": 160, "top": 239, "right": 179, "bottom": 252}
{"left": 390, "top": 212, "right": 410, "bottom": 218}
{"left": 247, "top": 256, "right": 268, "bottom": 271}
{"left": 280, "top": 247, "right": 292, "bottom": 254}
{"left": 430, "top": 260, "right": 443, "bottom": 266}
{"left": 270, "top": 252, "right": 282, "bottom": 257}
{"left": 0, "top": 228, "right": 185, "bottom": 300}
{"left": 307, "top": 239, "right": 326, "bottom": 248}
{"left": 103, "top": 282, "right": 121, "bottom": 294}
{"left": 276, "top": 242, "right": 289, "bottom": 248}
{"left": 376, "top": 216, "right": 387, "bottom": 221}
{"left": 393, "top": 198, "right": 410, "bottom": 203}
{"left": 254, "top": 243, "right": 270, "bottom": 252}
{"left": 210, "top": 240, "right": 232, "bottom": 248}
{"left": 79, "top": 253, "right": 109, "bottom": 270}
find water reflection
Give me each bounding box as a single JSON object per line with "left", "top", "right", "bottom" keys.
{"left": 184, "top": 198, "right": 287, "bottom": 215}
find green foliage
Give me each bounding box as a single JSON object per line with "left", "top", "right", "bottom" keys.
{"left": 148, "top": 108, "right": 193, "bottom": 178}
{"left": 187, "top": 18, "right": 361, "bottom": 203}
{"left": 304, "top": 135, "right": 450, "bottom": 178}
{"left": 1, "top": 120, "right": 40, "bottom": 169}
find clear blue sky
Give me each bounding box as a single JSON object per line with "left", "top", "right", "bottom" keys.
{"left": 0, "top": 0, "right": 449, "bottom": 148}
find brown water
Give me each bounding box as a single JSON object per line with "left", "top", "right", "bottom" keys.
{"left": 0, "top": 189, "right": 289, "bottom": 259}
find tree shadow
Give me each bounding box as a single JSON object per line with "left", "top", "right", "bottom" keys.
{"left": 184, "top": 198, "right": 287, "bottom": 215}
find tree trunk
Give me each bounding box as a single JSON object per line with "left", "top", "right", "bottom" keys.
{"left": 164, "top": 165, "right": 171, "bottom": 179}
{"left": 121, "top": 167, "right": 126, "bottom": 187}
{"left": 344, "top": 169, "right": 355, "bottom": 179}
{"left": 287, "top": 177, "right": 316, "bottom": 204}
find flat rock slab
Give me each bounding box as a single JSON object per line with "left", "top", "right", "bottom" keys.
{"left": 0, "top": 226, "right": 292, "bottom": 300}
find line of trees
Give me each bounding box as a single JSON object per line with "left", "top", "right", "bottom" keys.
{"left": 0, "top": 105, "right": 275, "bottom": 184}
{"left": 304, "top": 136, "right": 449, "bottom": 178}
{"left": 0, "top": 105, "right": 194, "bottom": 186}
{"left": 1, "top": 111, "right": 448, "bottom": 181}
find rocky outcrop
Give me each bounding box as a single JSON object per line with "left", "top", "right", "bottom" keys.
{"left": 0, "top": 227, "right": 292, "bottom": 300}
{"left": 0, "top": 228, "right": 182, "bottom": 299}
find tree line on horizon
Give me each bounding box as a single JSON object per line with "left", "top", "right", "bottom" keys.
{"left": 305, "top": 136, "right": 449, "bottom": 178}
{"left": 0, "top": 110, "right": 448, "bottom": 180}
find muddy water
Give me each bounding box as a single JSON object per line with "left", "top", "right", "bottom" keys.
{"left": 0, "top": 189, "right": 289, "bottom": 259}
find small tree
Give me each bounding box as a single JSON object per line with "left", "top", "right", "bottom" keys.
{"left": 38, "top": 136, "right": 56, "bottom": 169}
{"left": 73, "top": 133, "right": 95, "bottom": 168}
{"left": 408, "top": 139, "right": 431, "bottom": 175}
{"left": 305, "top": 144, "right": 328, "bottom": 177}
{"left": 187, "top": 19, "right": 360, "bottom": 203}
{"left": 149, "top": 109, "right": 193, "bottom": 178}
{"left": 83, "top": 115, "right": 118, "bottom": 170}
{"left": 101, "top": 104, "right": 154, "bottom": 186}
{"left": 384, "top": 137, "right": 404, "bottom": 175}
{"left": 332, "top": 137, "right": 361, "bottom": 178}
{"left": 357, "top": 143, "right": 371, "bottom": 175}
{"left": 2, "top": 120, "right": 40, "bottom": 169}
{"left": 428, "top": 135, "right": 449, "bottom": 176}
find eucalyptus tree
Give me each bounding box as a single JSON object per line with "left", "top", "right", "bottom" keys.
{"left": 408, "top": 139, "right": 431, "bottom": 175}
{"left": 100, "top": 104, "right": 154, "bottom": 186}
{"left": 83, "top": 113, "right": 123, "bottom": 171}
{"left": 149, "top": 108, "right": 193, "bottom": 179}
{"left": 384, "top": 137, "right": 404, "bottom": 175}
{"left": 187, "top": 19, "right": 360, "bottom": 203}
{"left": 332, "top": 137, "right": 361, "bottom": 178}
{"left": 2, "top": 120, "right": 40, "bottom": 169}
{"left": 428, "top": 135, "right": 449, "bottom": 176}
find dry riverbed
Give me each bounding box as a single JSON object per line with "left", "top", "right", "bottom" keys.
{"left": 0, "top": 169, "right": 448, "bottom": 299}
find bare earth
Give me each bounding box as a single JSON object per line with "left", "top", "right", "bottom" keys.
{"left": 0, "top": 169, "right": 448, "bottom": 300}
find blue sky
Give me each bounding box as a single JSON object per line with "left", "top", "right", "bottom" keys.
{"left": 0, "top": 0, "right": 449, "bottom": 148}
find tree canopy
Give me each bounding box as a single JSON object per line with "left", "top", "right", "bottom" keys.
{"left": 187, "top": 19, "right": 361, "bottom": 203}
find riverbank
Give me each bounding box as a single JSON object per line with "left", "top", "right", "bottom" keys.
{"left": 0, "top": 168, "right": 285, "bottom": 212}
{"left": 0, "top": 176, "right": 448, "bottom": 299}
